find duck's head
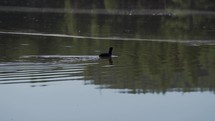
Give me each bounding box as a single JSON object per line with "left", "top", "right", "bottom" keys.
{"left": 109, "top": 47, "right": 113, "bottom": 54}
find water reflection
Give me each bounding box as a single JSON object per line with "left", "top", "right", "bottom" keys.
{"left": 0, "top": 36, "right": 215, "bottom": 94}
{"left": 1, "top": 2, "right": 215, "bottom": 121}
{"left": 0, "top": 1, "right": 215, "bottom": 40}
{"left": 0, "top": 62, "right": 85, "bottom": 85}
{"left": 0, "top": 0, "right": 215, "bottom": 94}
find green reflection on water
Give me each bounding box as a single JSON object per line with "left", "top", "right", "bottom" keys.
{"left": 0, "top": 36, "right": 215, "bottom": 94}
{"left": 85, "top": 41, "right": 215, "bottom": 94}
{"left": 0, "top": 0, "right": 215, "bottom": 94}
{"left": 0, "top": 0, "right": 215, "bottom": 40}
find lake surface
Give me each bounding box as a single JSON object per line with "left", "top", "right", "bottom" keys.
{"left": 0, "top": 1, "right": 215, "bottom": 121}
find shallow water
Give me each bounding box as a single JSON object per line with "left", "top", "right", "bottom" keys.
{"left": 1, "top": 1, "right": 215, "bottom": 121}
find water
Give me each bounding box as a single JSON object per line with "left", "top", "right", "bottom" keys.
{"left": 1, "top": 1, "right": 215, "bottom": 121}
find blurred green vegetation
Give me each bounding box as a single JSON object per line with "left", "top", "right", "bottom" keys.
{"left": 1, "top": 35, "right": 215, "bottom": 94}
{"left": 1, "top": 0, "right": 215, "bottom": 10}
{"left": 84, "top": 41, "right": 215, "bottom": 94}
{"left": 0, "top": 0, "right": 215, "bottom": 94}
{"left": 0, "top": 0, "right": 215, "bottom": 40}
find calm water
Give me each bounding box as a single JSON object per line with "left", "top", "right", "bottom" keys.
{"left": 1, "top": 1, "right": 215, "bottom": 121}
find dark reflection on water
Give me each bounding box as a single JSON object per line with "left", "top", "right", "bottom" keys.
{"left": 1, "top": 2, "right": 215, "bottom": 121}
{"left": 0, "top": 1, "right": 215, "bottom": 40}
{"left": 0, "top": 35, "right": 215, "bottom": 94}
{"left": 0, "top": 0, "right": 215, "bottom": 94}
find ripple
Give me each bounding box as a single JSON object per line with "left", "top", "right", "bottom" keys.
{"left": 21, "top": 55, "right": 101, "bottom": 63}
{"left": 0, "top": 31, "right": 215, "bottom": 44}
{"left": 0, "top": 6, "right": 215, "bottom": 16}
{"left": 0, "top": 62, "right": 91, "bottom": 85}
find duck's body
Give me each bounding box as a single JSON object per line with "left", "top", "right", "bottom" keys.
{"left": 99, "top": 47, "right": 113, "bottom": 58}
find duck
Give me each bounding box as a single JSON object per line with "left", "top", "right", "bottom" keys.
{"left": 99, "top": 47, "right": 113, "bottom": 58}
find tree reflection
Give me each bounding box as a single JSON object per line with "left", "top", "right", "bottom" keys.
{"left": 84, "top": 41, "right": 215, "bottom": 94}
{"left": 0, "top": 0, "right": 215, "bottom": 94}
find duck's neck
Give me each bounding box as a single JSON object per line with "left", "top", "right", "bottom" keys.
{"left": 109, "top": 50, "right": 112, "bottom": 55}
